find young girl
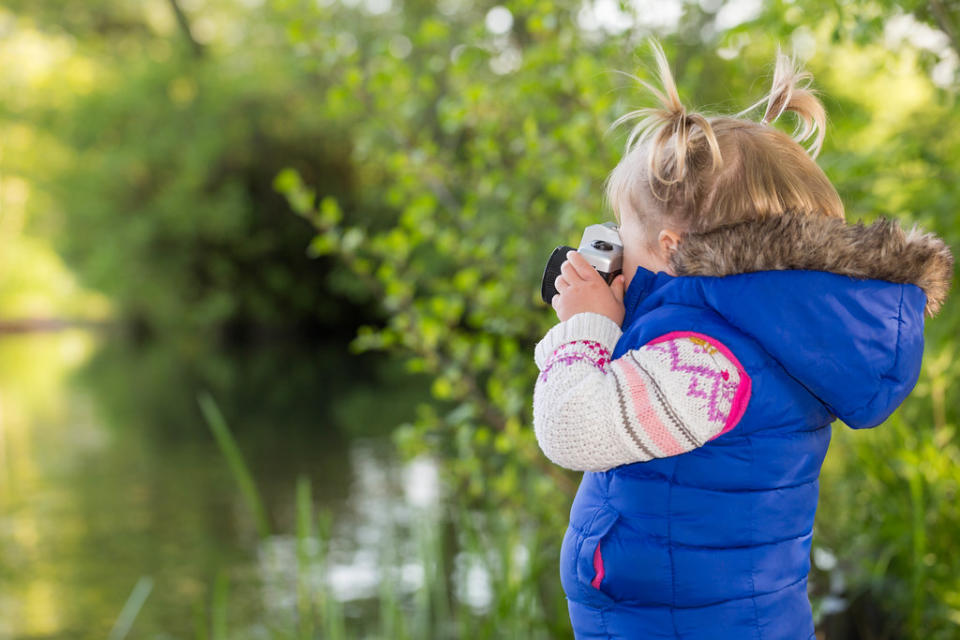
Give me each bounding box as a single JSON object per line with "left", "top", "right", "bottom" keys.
{"left": 533, "top": 39, "right": 954, "bottom": 640}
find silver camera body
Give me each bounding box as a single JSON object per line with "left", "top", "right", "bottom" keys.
{"left": 540, "top": 222, "right": 624, "bottom": 304}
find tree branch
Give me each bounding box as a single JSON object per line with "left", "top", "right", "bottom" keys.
{"left": 929, "top": 0, "right": 960, "bottom": 62}
{"left": 167, "top": 0, "right": 204, "bottom": 58}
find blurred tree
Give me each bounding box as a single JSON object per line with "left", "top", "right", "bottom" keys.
{"left": 5, "top": 1, "right": 379, "bottom": 340}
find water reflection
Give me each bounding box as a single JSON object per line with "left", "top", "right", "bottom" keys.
{"left": 0, "top": 331, "right": 431, "bottom": 639}
{"left": 256, "top": 443, "right": 447, "bottom": 631}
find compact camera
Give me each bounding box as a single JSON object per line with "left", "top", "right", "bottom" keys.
{"left": 540, "top": 222, "right": 624, "bottom": 304}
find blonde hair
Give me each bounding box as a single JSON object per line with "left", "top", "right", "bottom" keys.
{"left": 603, "top": 39, "right": 844, "bottom": 247}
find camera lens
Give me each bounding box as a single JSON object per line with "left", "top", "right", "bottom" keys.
{"left": 592, "top": 240, "right": 613, "bottom": 251}
{"left": 541, "top": 245, "right": 575, "bottom": 304}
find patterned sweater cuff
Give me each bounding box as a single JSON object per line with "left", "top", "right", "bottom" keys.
{"left": 534, "top": 312, "right": 623, "bottom": 370}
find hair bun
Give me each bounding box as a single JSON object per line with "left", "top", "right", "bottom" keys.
{"left": 737, "top": 45, "right": 826, "bottom": 159}
{"left": 606, "top": 39, "right": 723, "bottom": 199}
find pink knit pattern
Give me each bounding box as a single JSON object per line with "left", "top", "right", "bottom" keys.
{"left": 539, "top": 340, "right": 611, "bottom": 382}
{"left": 644, "top": 331, "right": 752, "bottom": 438}
{"left": 644, "top": 339, "right": 737, "bottom": 425}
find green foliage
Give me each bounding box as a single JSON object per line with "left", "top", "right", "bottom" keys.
{"left": 274, "top": 0, "right": 658, "bottom": 532}
{"left": 42, "top": 49, "right": 355, "bottom": 336}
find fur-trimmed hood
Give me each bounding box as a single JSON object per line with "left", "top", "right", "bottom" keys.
{"left": 669, "top": 210, "right": 954, "bottom": 318}
{"left": 622, "top": 211, "right": 954, "bottom": 429}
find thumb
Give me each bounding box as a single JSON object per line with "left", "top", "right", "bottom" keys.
{"left": 611, "top": 274, "right": 625, "bottom": 304}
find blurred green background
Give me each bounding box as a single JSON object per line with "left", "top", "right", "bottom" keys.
{"left": 0, "top": 0, "right": 958, "bottom": 638}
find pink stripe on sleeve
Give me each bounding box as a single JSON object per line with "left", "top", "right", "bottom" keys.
{"left": 614, "top": 359, "right": 685, "bottom": 456}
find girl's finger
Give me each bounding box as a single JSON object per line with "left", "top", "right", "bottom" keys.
{"left": 560, "top": 260, "right": 583, "bottom": 283}
{"left": 611, "top": 274, "right": 625, "bottom": 303}
{"left": 565, "top": 250, "right": 598, "bottom": 280}
{"left": 555, "top": 274, "right": 569, "bottom": 292}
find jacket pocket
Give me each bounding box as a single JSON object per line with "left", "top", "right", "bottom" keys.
{"left": 573, "top": 504, "right": 620, "bottom": 607}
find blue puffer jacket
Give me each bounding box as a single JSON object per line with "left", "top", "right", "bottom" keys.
{"left": 560, "top": 213, "right": 953, "bottom": 640}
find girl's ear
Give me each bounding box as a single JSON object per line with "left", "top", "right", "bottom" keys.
{"left": 658, "top": 228, "right": 682, "bottom": 255}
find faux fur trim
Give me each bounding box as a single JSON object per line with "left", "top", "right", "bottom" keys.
{"left": 669, "top": 211, "right": 955, "bottom": 318}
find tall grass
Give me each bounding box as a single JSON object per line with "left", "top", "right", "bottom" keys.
{"left": 197, "top": 391, "right": 271, "bottom": 539}
{"left": 191, "top": 391, "right": 564, "bottom": 639}
{"left": 108, "top": 576, "right": 154, "bottom": 640}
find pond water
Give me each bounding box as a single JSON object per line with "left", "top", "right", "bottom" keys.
{"left": 0, "top": 330, "right": 471, "bottom": 639}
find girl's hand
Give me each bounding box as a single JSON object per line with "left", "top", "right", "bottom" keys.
{"left": 551, "top": 250, "right": 626, "bottom": 326}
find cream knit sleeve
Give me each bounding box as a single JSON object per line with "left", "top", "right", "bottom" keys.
{"left": 532, "top": 312, "right": 752, "bottom": 472}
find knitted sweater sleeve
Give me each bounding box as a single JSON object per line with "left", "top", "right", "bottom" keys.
{"left": 532, "top": 312, "right": 751, "bottom": 472}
